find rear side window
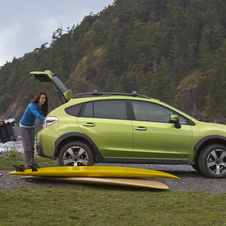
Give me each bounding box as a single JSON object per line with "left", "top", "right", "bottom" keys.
{"left": 81, "top": 100, "right": 127, "bottom": 120}
{"left": 65, "top": 104, "right": 82, "bottom": 116}
{"left": 82, "top": 102, "right": 93, "bottom": 117}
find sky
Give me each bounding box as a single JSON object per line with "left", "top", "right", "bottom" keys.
{"left": 0, "top": 0, "right": 114, "bottom": 67}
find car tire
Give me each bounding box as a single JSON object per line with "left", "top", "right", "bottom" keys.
{"left": 58, "top": 141, "right": 94, "bottom": 166}
{"left": 191, "top": 164, "right": 200, "bottom": 172}
{"left": 198, "top": 144, "right": 226, "bottom": 178}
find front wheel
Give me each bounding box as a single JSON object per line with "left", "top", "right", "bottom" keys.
{"left": 198, "top": 144, "right": 226, "bottom": 178}
{"left": 58, "top": 141, "right": 94, "bottom": 166}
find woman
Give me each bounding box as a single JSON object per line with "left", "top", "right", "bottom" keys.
{"left": 20, "top": 92, "right": 48, "bottom": 168}
{"left": 0, "top": 121, "right": 3, "bottom": 176}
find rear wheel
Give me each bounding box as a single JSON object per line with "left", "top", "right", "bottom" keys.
{"left": 198, "top": 144, "right": 226, "bottom": 178}
{"left": 191, "top": 164, "right": 200, "bottom": 172}
{"left": 58, "top": 141, "right": 94, "bottom": 166}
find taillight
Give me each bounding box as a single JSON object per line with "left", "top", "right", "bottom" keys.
{"left": 43, "top": 117, "right": 58, "bottom": 128}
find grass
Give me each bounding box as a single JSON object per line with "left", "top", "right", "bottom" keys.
{"left": 0, "top": 152, "right": 226, "bottom": 226}
{"left": 0, "top": 187, "right": 226, "bottom": 226}
{"left": 0, "top": 151, "right": 58, "bottom": 170}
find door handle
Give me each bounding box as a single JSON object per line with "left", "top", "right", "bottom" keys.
{"left": 83, "top": 123, "right": 95, "bottom": 127}
{"left": 135, "top": 127, "right": 147, "bottom": 131}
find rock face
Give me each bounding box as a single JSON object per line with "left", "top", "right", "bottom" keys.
{"left": 0, "top": 103, "right": 26, "bottom": 123}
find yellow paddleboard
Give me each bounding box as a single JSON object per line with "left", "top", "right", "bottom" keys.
{"left": 20, "top": 176, "right": 170, "bottom": 190}
{"left": 9, "top": 166, "right": 180, "bottom": 179}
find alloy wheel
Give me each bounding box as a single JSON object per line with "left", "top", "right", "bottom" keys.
{"left": 206, "top": 149, "right": 226, "bottom": 175}
{"left": 62, "top": 146, "right": 89, "bottom": 166}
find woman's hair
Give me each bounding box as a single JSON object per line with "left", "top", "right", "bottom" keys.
{"left": 32, "top": 92, "right": 48, "bottom": 116}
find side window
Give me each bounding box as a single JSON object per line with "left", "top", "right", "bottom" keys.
{"left": 174, "top": 113, "right": 188, "bottom": 125}
{"left": 131, "top": 100, "right": 189, "bottom": 124}
{"left": 81, "top": 100, "right": 127, "bottom": 120}
{"left": 65, "top": 104, "right": 82, "bottom": 116}
{"left": 131, "top": 101, "right": 173, "bottom": 123}
{"left": 94, "top": 100, "right": 127, "bottom": 119}
{"left": 82, "top": 102, "right": 93, "bottom": 117}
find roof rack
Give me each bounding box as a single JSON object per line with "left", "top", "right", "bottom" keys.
{"left": 73, "top": 90, "right": 150, "bottom": 99}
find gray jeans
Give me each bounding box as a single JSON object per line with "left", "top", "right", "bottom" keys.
{"left": 20, "top": 126, "right": 35, "bottom": 168}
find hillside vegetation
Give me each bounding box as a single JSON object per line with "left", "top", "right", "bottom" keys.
{"left": 1, "top": 0, "right": 226, "bottom": 122}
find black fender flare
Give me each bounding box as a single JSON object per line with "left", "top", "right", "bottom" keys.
{"left": 193, "top": 135, "right": 226, "bottom": 161}
{"left": 54, "top": 132, "right": 101, "bottom": 158}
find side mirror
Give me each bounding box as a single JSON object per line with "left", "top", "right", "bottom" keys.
{"left": 170, "top": 115, "right": 181, "bottom": 129}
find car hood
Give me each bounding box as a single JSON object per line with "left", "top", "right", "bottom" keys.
{"left": 207, "top": 122, "right": 226, "bottom": 129}
{"left": 202, "top": 122, "right": 226, "bottom": 130}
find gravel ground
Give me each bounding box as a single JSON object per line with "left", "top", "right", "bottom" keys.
{"left": 1, "top": 164, "right": 226, "bottom": 194}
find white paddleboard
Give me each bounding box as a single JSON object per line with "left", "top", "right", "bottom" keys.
{"left": 20, "top": 176, "right": 169, "bottom": 190}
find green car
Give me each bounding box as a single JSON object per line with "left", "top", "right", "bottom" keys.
{"left": 31, "top": 70, "right": 226, "bottom": 178}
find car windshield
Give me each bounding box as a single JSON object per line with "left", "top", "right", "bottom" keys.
{"left": 161, "top": 102, "right": 198, "bottom": 121}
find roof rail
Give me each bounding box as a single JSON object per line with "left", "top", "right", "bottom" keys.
{"left": 73, "top": 90, "right": 150, "bottom": 99}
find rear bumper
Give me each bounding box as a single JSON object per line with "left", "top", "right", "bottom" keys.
{"left": 36, "top": 143, "right": 56, "bottom": 160}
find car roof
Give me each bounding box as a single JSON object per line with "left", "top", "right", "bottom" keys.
{"left": 72, "top": 90, "right": 150, "bottom": 99}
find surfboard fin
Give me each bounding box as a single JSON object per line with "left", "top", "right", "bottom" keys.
{"left": 13, "top": 165, "right": 25, "bottom": 172}
{"left": 32, "top": 162, "right": 40, "bottom": 169}
{"left": 28, "top": 165, "right": 39, "bottom": 172}
{"left": 27, "top": 163, "right": 40, "bottom": 171}
{"left": 19, "top": 165, "right": 26, "bottom": 170}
